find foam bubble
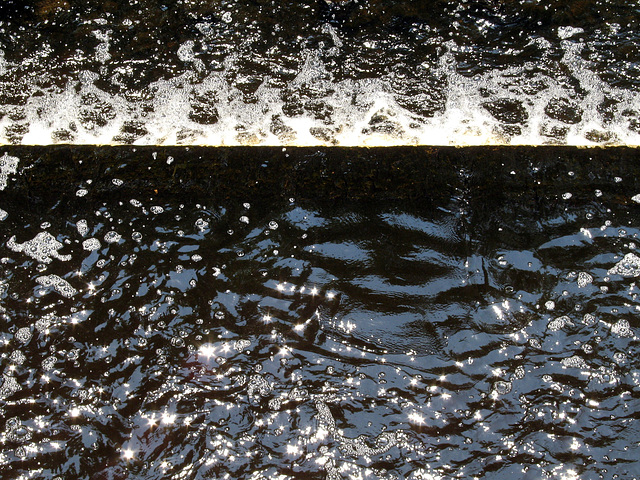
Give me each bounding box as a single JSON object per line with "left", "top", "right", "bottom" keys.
{"left": 608, "top": 253, "right": 640, "bottom": 277}
{"left": 0, "top": 153, "right": 19, "bottom": 190}
{"left": 8, "top": 232, "right": 71, "bottom": 264}
{"left": 36, "top": 274, "right": 78, "bottom": 298}
{"left": 3, "top": 30, "right": 640, "bottom": 147}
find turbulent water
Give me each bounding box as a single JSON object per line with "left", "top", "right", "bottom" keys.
{"left": 1, "top": 0, "right": 640, "bottom": 145}
{"left": 1, "top": 146, "right": 640, "bottom": 479}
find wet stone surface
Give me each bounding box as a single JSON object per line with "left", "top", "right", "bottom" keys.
{"left": 0, "top": 146, "right": 639, "bottom": 479}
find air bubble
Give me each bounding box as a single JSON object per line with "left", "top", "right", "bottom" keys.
{"left": 83, "top": 238, "right": 101, "bottom": 251}
{"left": 104, "top": 231, "right": 121, "bottom": 243}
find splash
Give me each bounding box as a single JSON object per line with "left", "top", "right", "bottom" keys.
{"left": 1, "top": 1, "right": 639, "bottom": 146}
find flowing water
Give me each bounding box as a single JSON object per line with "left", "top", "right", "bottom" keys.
{"left": 1, "top": 146, "right": 640, "bottom": 479}
{"left": 2, "top": 1, "right": 640, "bottom": 479}
{"left": 1, "top": 0, "right": 640, "bottom": 145}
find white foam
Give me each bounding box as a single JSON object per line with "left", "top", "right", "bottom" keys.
{"left": 3, "top": 34, "right": 640, "bottom": 147}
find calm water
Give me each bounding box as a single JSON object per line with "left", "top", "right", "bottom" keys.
{"left": 1, "top": 146, "right": 640, "bottom": 479}
{"left": 1, "top": 0, "right": 640, "bottom": 145}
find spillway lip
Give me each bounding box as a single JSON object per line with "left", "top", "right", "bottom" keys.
{"left": 3, "top": 143, "right": 640, "bottom": 148}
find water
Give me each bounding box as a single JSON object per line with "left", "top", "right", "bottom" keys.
{"left": 1, "top": 0, "right": 640, "bottom": 145}
{"left": 1, "top": 146, "right": 640, "bottom": 479}
{"left": 2, "top": 1, "right": 640, "bottom": 478}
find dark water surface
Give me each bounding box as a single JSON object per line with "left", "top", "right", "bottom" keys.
{"left": 1, "top": 146, "right": 640, "bottom": 479}
{"left": 1, "top": 0, "right": 639, "bottom": 145}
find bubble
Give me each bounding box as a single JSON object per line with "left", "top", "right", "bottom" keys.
{"left": 608, "top": 253, "right": 640, "bottom": 277}
{"left": 561, "top": 355, "right": 587, "bottom": 368}
{"left": 0, "top": 374, "right": 21, "bottom": 399}
{"left": 8, "top": 232, "right": 71, "bottom": 264}
{"left": 132, "top": 232, "right": 143, "bottom": 242}
{"left": 76, "top": 189, "right": 88, "bottom": 197}
{"left": 76, "top": 220, "right": 89, "bottom": 236}
{"left": 9, "top": 350, "right": 26, "bottom": 364}
{"left": 6, "top": 418, "right": 32, "bottom": 443}
{"left": 268, "top": 221, "right": 278, "bottom": 230}
{"left": 151, "top": 206, "right": 164, "bottom": 214}
{"left": 493, "top": 380, "right": 512, "bottom": 395}
{"left": 35, "top": 313, "right": 57, "bottom": 332}
{"left": 548, "top": 315, "right": 572, "bottom": 331}
{"left": 247, "top": 374, "right": 271, "bottom": 398}
{"left": 0, "top": 153, "right": 19, "bottom": 191}
{"left": 112, "top": 178, "right": 123, "bottom": 186}
{"left": 42, "top": 355, "right": 58, "bottom": 371}
{"left": 15, "top": 327, "right": 31, "bottom": 343}
{"left": 195, "top": 218, "right": 209, "bottom": 231}
{"left": 104, "top": 231, "right": 122, "bottom": 243}
{"left": 233, "top": 339, "right": 251, "bottom": 352}
{"left": 610, "top": 319, "right": 633, "bottom": 338}
{"left": 613, "top": 352, "right": 627, "bottom": 364}
{"left": 83, "top": 238, "right": 101, "bottom": 251}
{"left": 36, "top": 275, "right": 78, "bottom": 298}
{"left": 577, "top": 272, "right": 593, "bottom": 288}
{"left": 558, "top": 26, "right": 584, "bottom": 39}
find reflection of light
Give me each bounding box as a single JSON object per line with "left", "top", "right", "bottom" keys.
{"left": 408, "top": 412, "right": 425, "bottom": 425}
{"left": 286, "top": 444, "right": 300, "bottom": 455}
{"left": 262, "top": 314, "right": 272, "bottom": 323}
{"left": 199, "top": 344, "right": 215, "bottom": 358}
{"left": 69, "top": 407, "right": 81, "bottom": 418}
{"left": 559, "top": 469, "right": 579, "bottom": 480}
{"left": 146, "top": 414, "right": 158, "bottom": 428}
{"left": 311, "top": 287, "right": 319, "bottom": 295}
{"left": 162, "top": 412, "right": 177, "bottom": 425}
{"left": 122, "top": 448, "right": 135, "bottom": 460}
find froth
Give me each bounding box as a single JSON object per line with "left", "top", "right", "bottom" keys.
{"left": 2, "top": 19, "right": 640, "bottom": 146}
